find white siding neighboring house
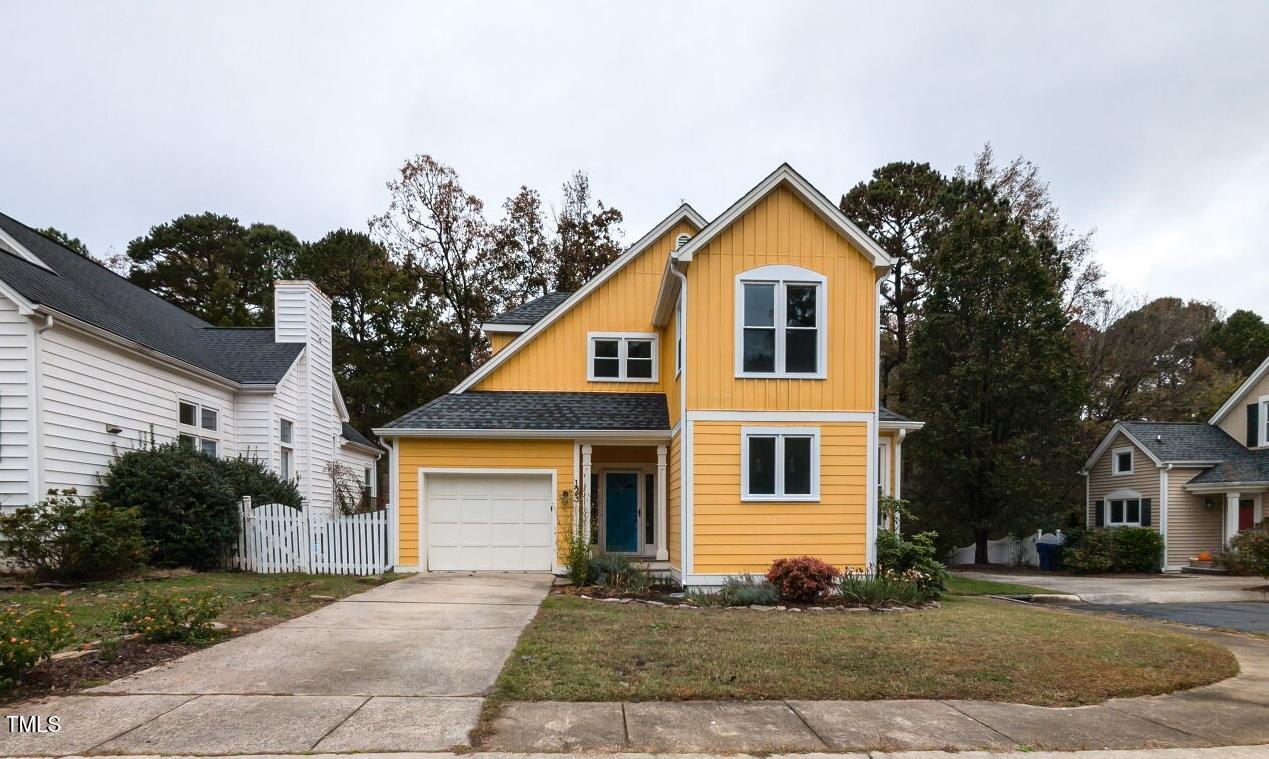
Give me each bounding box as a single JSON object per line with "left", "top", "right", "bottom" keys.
{"left": 0, "top": 212, "right": 379, "bottom": 517}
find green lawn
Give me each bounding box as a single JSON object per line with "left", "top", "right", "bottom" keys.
{"left": 2, "top": 571, "right": 400, "bottom": 649}
{"left": 945, "top": 574, "right": 1054, "bottom": 596}
{"left": 492, "top": 595, "right": 1236, "bottom": 707}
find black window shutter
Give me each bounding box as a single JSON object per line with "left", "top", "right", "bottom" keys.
{"left": 1094, "top": 500, "right": 1105, "bottom": 527}
{"left": 1141, "top": 498, "right": 1152, "bottom": 527}
{"left": 1250, "top": 404, "right": 1261, "bottom": 447}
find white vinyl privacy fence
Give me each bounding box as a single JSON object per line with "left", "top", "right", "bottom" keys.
{"left": 229, "top": 498, "right": 390, "bottom": 575}
{"left": 946, "top": 529, "right": 1065, "bottom": 567}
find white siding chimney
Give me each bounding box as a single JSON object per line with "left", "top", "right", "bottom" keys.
{"left": 274, "top": 281, "right": 335, "bottom": 514}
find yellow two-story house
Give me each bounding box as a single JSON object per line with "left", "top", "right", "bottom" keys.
{"left": 375, "top": 165, "right": 923, "bottom": 587}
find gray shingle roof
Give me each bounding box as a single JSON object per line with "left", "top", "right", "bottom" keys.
{"left": 486, "top": 291, "right": 573, "bottom": 326}
{"left": 1188, "top": 449, "right": 1269, "bottom": 485}
{"left": 0, "top": 212, "right": 301, "bottom": 385}
{"left": 1119, "top": 421, "right": 1248, "bottom": 462}
{"left": 340, "top": 422, "right": 380, "bottom": 451}
{"left": 384, "top": 391, "right": 670, "bottom": 431}
{"left": 879, "top": 406, "right": 917, "bottom": 423}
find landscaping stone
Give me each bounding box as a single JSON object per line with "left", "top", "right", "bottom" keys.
{"left": 487, "top": 701, "right": 626, "bottom": 751}
{"left": 789, "top": 699, "right": 1014, "bottom": 751}
{"left": 0, "top": 694, "right": 192, "bottom": 756}
{"left": 313, "top": 696, "right": 482, "bottom": 752}
{"left": 624, "top": 700, "right": 825, "bottom": 752}
{"left": 92, "top": 694, "right": 366, "bottom": 755}
{"left": 947, "top": 700, "right": 1212, "bottom": 751}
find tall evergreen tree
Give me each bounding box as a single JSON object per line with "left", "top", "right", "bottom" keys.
{"left": 126, "top": 213, "right": 300, "bottom": 326}
{"left": 906, "top": 179, "right": 1084, "bottom": 562}
{"left": 840, "top": 162, "right": 947, "bottom": 407}
{"left": 37, "top": 227, "right": 91, "bottom": 258}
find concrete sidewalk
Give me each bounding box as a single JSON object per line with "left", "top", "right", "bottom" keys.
{"left": 955, "top": 570, "right": 1269, "bottom": 604}
{"left": 24, "top": 749, "right": 1269, "bottom": 758}
{"left": 0, "top": 572, "right": 553, "bottom": 757}
{"left": 487, "top": 631, "right": 1269, "bottom": 753}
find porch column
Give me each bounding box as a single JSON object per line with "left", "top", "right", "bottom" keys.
{"left": 656, "top": 445, "right": 669, "bottom": 560}
{"left": 581, "top": 444, "right": 593, "bottom": 543}
{"left": 1225, "top": 491, "right": 1241, "bottom": 546}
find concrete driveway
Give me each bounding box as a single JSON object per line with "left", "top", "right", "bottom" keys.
{"left": 956, "top": 570, "right": 1269, "bottom": 604}
{"left": 1, "top": 572, "right": 552, "bottom": 757}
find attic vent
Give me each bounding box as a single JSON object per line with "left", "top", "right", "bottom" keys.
{"left": 675, "top": 233, "right": 692, "bottom": 250}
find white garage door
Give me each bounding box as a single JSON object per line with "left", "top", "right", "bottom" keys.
{"left": 425, "top": 473, "right": 554, "bottom": 571}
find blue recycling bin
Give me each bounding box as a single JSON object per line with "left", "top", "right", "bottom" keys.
{"left": 1035, "top": 542, "right": 1059, "bottom": 571}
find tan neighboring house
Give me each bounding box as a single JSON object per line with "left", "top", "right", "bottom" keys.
{"left": 1081, "top": 354, "right": 1269, "bottom": 570}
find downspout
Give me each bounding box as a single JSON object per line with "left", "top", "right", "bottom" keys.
{"left": 669, "top": 259, "right": 690, "bottom": 581}
{"left": 1160, "top": 463, "right": 1172, "bottom": 570}
{"left": 29, "top": 313, "right": 53, "bottom": 502}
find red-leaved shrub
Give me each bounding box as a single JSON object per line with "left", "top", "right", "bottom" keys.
{"left": 765, "top": 556, "right": 839, "bottom": 603}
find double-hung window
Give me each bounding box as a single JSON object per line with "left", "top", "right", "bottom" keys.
{"left": 178, "top": 399, "right": 220, "bottom": 457}
{"left": 588, "top": 333, "right": 657, "bottom": 382}
{"left": 1108, "top": 497, "right": 1141, "bottom": 526}
{"left": 736, "top": 266, "right": 826, "bottom": 378}
{"left": 741, "top": 427, "right": 820, "bottom": 501}
{"left": 279, "top": 418, "right": 295, "bottom": 481}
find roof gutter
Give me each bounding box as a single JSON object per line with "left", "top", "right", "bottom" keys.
{"left": 371, "top": 427, "right": 672, "bottom": 440}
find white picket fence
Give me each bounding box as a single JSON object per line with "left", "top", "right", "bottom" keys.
{"left": 946, "top": 529, "right": 1065, "bottom": 567}
{"left": 230, "top": 498, "right": 390, "bottom": 575}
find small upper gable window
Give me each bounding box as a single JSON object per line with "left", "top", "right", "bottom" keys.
{"left": 735, "top": 265, "right": 826, "bottom": 378}
{"left": 588, "top": 333, "right": 657, "bottom": 382}
{"left": 1112, "top": 446, "right": 1134, "bottom": 475}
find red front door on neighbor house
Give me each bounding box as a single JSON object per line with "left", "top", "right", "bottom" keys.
{"left": 1239, "top": 499, "right": 1256, "bottom": 531}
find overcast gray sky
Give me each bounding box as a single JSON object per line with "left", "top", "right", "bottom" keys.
{"left": 2, "top": 1, "right": 1266, "bottom": 314}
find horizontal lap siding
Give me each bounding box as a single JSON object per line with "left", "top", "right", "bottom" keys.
{"left": 1086, "top": 433, "right": 1159, "bottom": 528}
{"left": 686, "top": 186, "right": 876, "bottom": 412}
{"left": 692, "top": 421, "right": 867, "bottom": 574}
{"left": 1165, "top": 467, "right": 1222, "bottom": 567}
{"left": 396, "top": 438, "right": 574, "bottom": 567}
{"left": 40, "top": 325, "right": 237, "bottom": 496}
{"left": 474, "top": 222, "right": 694, "bottom": 395}
{"left": 668, "top": 431, "right": 681, "bottom": 569}
{"left": 0, "top": 297, "right": 31, "bottom": 503}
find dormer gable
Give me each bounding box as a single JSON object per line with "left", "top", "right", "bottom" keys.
{"left": 1211, "top": 354, "right": 1269, "bottom": 448}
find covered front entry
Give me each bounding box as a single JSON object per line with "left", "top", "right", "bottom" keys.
{"left": 423, "top": 471, "right": 555, "bottom": 571}
{"left": 578, "top": 442, "right": 669, "bottom": 560}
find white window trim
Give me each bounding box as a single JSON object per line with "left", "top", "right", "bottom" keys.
{"left": 278, "top": 417, "right": 296, "bottom": 480}
{"left": 740, "top": 425, "right": 821, "bottom": 502}
{"left": 1105, "top": 489, "right": 1143, "bottom": 527}
{"left": 1111, "top": 446, "right": 1135, "bottom": 475}
{"left": 1258, "top": 395, "right": 1269, "bottom": 449}
{"left": 587, "top": 332, "right": 659, "bottom": 383}
{"left": 734, "top": 265, "right": 828, "bottom": 379}
{"left": 178, "top": 398, "right": 221, "bottom": 457}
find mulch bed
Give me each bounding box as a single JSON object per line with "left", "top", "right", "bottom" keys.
{"left": 1, "top": 638, "right": 199, "bottom": 706}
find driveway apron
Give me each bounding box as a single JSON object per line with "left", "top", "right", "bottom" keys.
{"left": 1, "top": 572, "right": 552, "bottom": 756}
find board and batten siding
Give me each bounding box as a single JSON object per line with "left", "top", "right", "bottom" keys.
{"left": 38, "top": 323, "right": 237, "bottom": 496}
{"left": 394, "top": 437, "right": 574, "bottom": 569}
{"left": 1086, "top": 432, "right": 1159, "bottom": 527}
{"left": 685, "top": 186, "right": 876, "bottom": 412}
{"left": 472, "top": 221, "right": 696, "bottom": 395}
{"left": 1163, "top": 467, "right": 1222, "bottom": 568}
{"left": 1216, "top": 370, "right": 1269, "bottom": 446}
{"left": 0, "top": 296, "right": 32, "bottom": 504}
{"left": 691, "top": 420, "right": 868, "bottom": 574}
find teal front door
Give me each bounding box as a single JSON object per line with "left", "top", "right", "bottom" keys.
{"left": 604, "top": 472, "right": 640, "bottom": 553}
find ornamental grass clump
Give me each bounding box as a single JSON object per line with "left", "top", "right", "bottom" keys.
{"left": 0, "top": 603, "right": 75, "bottom": 689}
{"left": 839, "top": 567, "right": 936, "bottom": 606}
{"left": 766, "top": 556, "right": 839, "bottom": 603}
{"left": 113, "top": 590, "right": 225, "bottom": 643}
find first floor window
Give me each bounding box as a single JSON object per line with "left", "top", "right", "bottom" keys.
{"left": 280, "top": 447, "right": 293, "bottom": 481}
{"left": 363, "top": 467, "right": 374, "bottom": 502}
{"left": 178, "top": 399, "right": 220, "bottom": 457}
{"left": 742, "top": 427, "right": 819, "bottom": 501}
{"left": 279, "top": 417, "right": 295, "bottom": 480}
{"left": 1108, "top": 498, "right": 1141, "bottom": 526}
{"left": 588, "top": 334, "right": 657, "bottom": 381}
